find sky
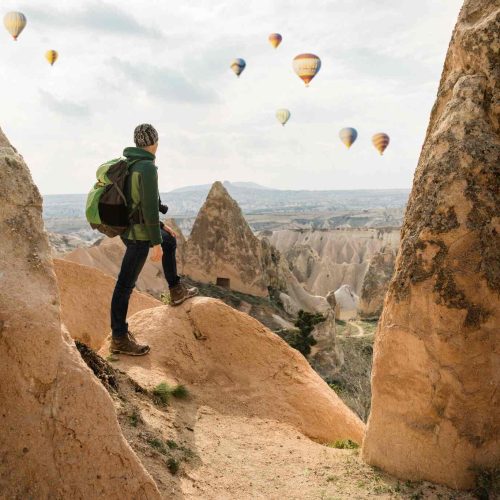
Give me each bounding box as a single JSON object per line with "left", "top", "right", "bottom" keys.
{"left": 1, "top": 0, "right": 463, "bottom": 194}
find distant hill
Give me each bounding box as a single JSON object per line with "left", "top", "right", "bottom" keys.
{"left": 170, "top": 181, "right": 273, "bottom": 193}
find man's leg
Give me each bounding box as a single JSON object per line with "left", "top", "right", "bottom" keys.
{"left": 161, "top": 228, "right": 198, "bottom": 305}
{"left": 160, "top": 228, "right": 180, "bottom": 288}
{"left": 110, "top": 239, "right": 150, "bottom": 355}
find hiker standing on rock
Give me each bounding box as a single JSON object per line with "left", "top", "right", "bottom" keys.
{"left": 109, "top": 124, "right": 198, "bottom": 356}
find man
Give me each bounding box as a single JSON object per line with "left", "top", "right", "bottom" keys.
{"left": 110, "top": 123, "right": 198, "bottom": 356}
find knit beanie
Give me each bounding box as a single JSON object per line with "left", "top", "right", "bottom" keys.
{"left": 134, "top": 123, "right": 158, "bottom": 147}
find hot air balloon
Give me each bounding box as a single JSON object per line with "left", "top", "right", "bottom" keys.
{"left": 276, "top": 109, "right": 291, "bottom": 126}
{"left": 230, "top": 58, "right": 246, "bottom": 77}
{"left": 45, "top": 50, "right": 58, "bottom": 66}
{"left": 268, "top": 33, "right": 282, "bottom": 49}
{"left": 292, "top": 54, "right": 321, "bottom": 87}
{"left": 4, "top": 11, "right": 27, "bottom": 41}
{"left": 339, "top": 127, "right": 358, "bottom": 149}
{"left": 372, "top": 133, "right": 390, "bottom": 155}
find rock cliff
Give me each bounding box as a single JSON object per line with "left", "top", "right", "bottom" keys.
{"left": 362, "top": 0, "right": 500, "bottom": 489}
{"left": 0, "top": 127, "right": 160, "bottom": 498}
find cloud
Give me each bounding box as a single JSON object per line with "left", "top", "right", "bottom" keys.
{"left": 109, "top": 57, "right": 219, "bottom": 104}
{"left": 39, "top": 90, "right": 91, "bottom": 118}
{"left": 27, "top": 2, "right": 163, "bottom": 39}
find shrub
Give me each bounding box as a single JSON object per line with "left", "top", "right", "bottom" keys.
{"left": 276, "top": 310, "right": 325, "bottom": 356}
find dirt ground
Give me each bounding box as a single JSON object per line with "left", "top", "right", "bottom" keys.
{"left": 97, "top": 360, "right": 475, "bottom": 499}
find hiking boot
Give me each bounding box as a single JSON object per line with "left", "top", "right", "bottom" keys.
{"left": 110, "top": 331, "right": 150, "bottom": 356}
{"left": 170, "top": 281, "right": 199, "bottom": 306}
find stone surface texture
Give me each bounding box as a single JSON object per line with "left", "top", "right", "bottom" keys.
{"left": 362, "top": 0, "right": 500, "bottom": 489}
{"left": 0, "top": 128, "right": 160, "bottom": 498}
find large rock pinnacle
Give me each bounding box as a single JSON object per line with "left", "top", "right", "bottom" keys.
{"left": 362, "top": 0, "right": 499, "bottom": 489}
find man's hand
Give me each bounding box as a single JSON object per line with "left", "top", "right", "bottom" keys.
{"left": 150, "top": 244, "right": 162, "bottom": 262}
{"left": 163, "top": 225, "right": 177, "bottom": 238}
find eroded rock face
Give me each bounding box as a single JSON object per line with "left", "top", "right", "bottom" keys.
{"left": 268, "top": 229, "right": 400, "bottom": 296}
{"left": 358, "top": 246, "right": 397, "bottom": 319}
{"left": 0, "top": 128, "right": 159, "bottom": 498}
{"left": 183, "top": 181, "right": 269, "bottom": 296}
{"left": 362, "top": 0, "right": 500, "bottom": 489}
{"left": 182, "top": 182, "right": 330, "bottom": 314}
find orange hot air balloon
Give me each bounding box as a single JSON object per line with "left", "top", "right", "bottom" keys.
{"left": 268, "top": 33, "right": 282, "bottom": 49}
{"left": 45, "top": 50, "right": 58, "bottom": 66}
{"left": 372, "top": 133, "right": 390, "bottom": 155}
{"left": 292, "top": 53, "right": 321, "bottom": 87}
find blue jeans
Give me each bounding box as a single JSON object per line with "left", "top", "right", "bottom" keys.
{"left": 111, "top": 228, "right": 180, "bottom": 337}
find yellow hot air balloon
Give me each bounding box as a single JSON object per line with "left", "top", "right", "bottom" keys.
{"left": 293, "top": 53, "right": 321, "bottom": 87}
{"left": 230, "top": 58, "right": 246, "bottom": 77}
{"left": 339, "top": 127, "right": 358, "bottom": 149}
{"left": 45, "top": 50, "right": 58, "bottom": 66}
{"left": 4, "top": 11, "right": 27, "bottom": 41}
{"left": 372, "top": 133, "right": 390, "bottom": 155}
{"left": 268, "top": 33, "right": 282, "bottom": 49}
{"left": 276, "top": 108, "right": 291, "bottom": 126}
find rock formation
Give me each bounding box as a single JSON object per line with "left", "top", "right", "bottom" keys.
{"left": 362, "top": 0, "right": 500, "bottom": 489}
{"left": 182, "top": 181, "right": 330, "bottom": 314}
{"left": 183, "top": 181, "right": 270, "bottom": 296}
{"left": 0, "top": 127, "right": 160, "bottom": 498}
{"left": 334, "top": 284, "right": 360, "bottom": 320}
{"left": 54, "top": 259, "right": 161, "bottom": 350}
{"left": 310, "top": 291, "right": 344, "bottom": 380}
{"left": 358, "top": 246, "right": 397, "bottom": 319}
{"left": 100, "top": 297, "right": 365, "bottom": 444}
{"left": 268, "top": 228, "right": 400, "bottom": 296}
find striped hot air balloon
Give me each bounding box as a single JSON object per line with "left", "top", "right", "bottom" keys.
{"left": 372, "top": 133, "right": 390, "bottom": 155}
{"left": 268, "top": 33, "right": 282, "bottom": 49}
{"left": 45, "top": 50, "right": 58, "bottom": 66}
{"left": 4, "top": 11, "right": 27, "bottom": 41}
{"left": 230, "top": 58, "right": 246, "bottom": 77}
{"left": 276, "top": 108, "right": 291, "bottom": 126}
{"left": 339, "top": 127, "right": 358, "bottom": 149}
{"left": 292, "top": 54, "right": 321, "bottom": 87}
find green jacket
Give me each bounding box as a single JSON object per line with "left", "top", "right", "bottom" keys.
{"left": 122, "top": 147, "right": 162, "bottom": 246}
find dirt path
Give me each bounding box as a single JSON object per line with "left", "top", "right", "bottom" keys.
{"left": 348, "top": 321, "right": 365, "bottom": 337}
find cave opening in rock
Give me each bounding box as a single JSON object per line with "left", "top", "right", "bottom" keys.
{"left": 216, "top": 277, "right": 231, "bottom": 288}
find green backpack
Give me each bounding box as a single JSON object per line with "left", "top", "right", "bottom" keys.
{"left": 85, "top": 157, "right": 140, "bottom": 237}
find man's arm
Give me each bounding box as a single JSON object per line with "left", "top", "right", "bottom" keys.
{"left": 140, "top": 165, "right": 162, "bottom": 246}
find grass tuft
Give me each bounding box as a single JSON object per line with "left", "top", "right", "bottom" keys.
{"left": 171, "top": 384, "right": 189, "bottom": 399}
{"left": 329, "top": 439, "right": 359, "bottom": 449}
{"left": 152, "top": 382, "right": 189, "bottom": 405}
{"left": 152, "top": 382, "right": 171, "bottom": 406}
{"left": 167, "top": 457, "right": 180, "bottom": 475}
